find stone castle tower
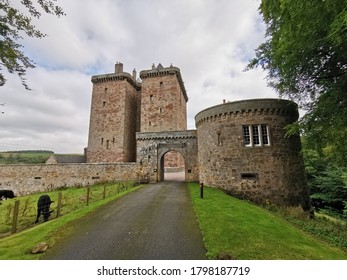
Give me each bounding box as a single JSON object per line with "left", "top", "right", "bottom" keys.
{"left": 86, "top": 62, "right": 187, "bottom": 164}
{"left": 195, "top": 99, "right": 310, "bottom": 208}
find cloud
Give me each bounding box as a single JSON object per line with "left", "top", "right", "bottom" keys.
{"left": 0, "top": 0, "right": 276, "bottom": 153}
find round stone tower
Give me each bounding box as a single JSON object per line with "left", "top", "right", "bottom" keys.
{"left": 195, "top": 98, "right": 310, "bottom": 209}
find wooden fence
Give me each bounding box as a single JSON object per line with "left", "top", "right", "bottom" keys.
{"left": 0, "top": 181, "right": 135, "bottom": 238}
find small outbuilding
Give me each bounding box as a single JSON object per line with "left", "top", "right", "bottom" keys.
{"left": 45, "top": 154, "right": 86, "bottom": 164}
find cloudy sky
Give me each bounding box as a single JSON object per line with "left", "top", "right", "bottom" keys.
{"left": 0, "top": 0, "right": 277, "bottom": 154}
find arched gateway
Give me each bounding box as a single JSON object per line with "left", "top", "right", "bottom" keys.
{"left": 136, "top": 130, "right": 199, "bottom": 183}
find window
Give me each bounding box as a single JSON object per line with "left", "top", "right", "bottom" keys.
{"left": 242, "top": 126, "right": 251, "bottom": 146}
{"left": 241, "top": 173, "right": 258, "bottom": 180}
{"left": 150, "top": 95, "right": 153, "bottom": 101}
{"left": 217, "top": 132, "right": 222, "bottom": 146}
{"left": 261, "top": 124, "right": 270, "bottom": 146}
{"left": 252, "top": 125, "right": 260, "bottom": 146}
{"left": 242, "top": 124, "right": 270, "bottom": 147}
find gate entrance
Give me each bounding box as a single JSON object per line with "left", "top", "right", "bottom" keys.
{"left": 161, "top": 151, "right": 185, "bottom": 181}
{"left": 136, "top": 130, "right": 199, "bottom": 183}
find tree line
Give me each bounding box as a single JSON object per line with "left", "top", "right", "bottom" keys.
{"left": 248, "top": 0, "right": 347, "bottom": 218}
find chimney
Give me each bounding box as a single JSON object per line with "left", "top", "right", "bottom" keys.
{"left": 223, "top": 99, "right": 226, "bottom": 104}
{"left": 115, "top": 62, "right": 123, "bottom": 74}
{"left": 132, "top": 68, "right": 136, "bottom": 80}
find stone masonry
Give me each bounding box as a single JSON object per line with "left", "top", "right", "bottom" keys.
{"left": 0, "top": 163, "right": 137, "bottom": 195}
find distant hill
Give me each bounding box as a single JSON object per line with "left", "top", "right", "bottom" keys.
{"left": 0, "top": 150, "right": 54, "bottom": 164}
{"left": 1, "top": 150, "right": 54, "bottom": 154}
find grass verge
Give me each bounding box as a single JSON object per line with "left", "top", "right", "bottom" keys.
{"left": 0, "top": 185, "right": 142, "bottom": 260}
{"left": 188, "top": 183, "right": 347, "bottom": 260}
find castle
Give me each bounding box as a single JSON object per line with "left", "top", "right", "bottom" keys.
{"left": 0, "top": 62, "right": 310, "bottom": 209}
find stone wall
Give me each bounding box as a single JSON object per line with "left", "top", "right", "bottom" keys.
{"left": 0, "top": 163, "right": 138, "bottom": 196}
{"left": 195, "top": 99, "right": 310, "bottom": 209}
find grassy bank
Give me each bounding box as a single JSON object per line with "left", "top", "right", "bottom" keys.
{"left": 188, "top": 183, "right": 347, "bottom": 260}
{"left": 0, "top": 185, "right": 142, "bottom": 260}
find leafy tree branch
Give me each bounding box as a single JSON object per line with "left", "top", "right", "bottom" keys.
{"left": 0, "top": 0, "right": 64, "bottom": 89}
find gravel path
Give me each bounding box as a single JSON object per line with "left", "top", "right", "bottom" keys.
{"left": 43, "top": 181, "right": 207, "bottom": 260}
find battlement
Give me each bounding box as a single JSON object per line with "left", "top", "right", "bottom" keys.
{"left": 91, "top": 72, "right": 141, "bottom": 90}
{"left": 136, "top": 130, "right": 197, "bottom": 141}
{"left": 195, "top": 98, "right": 298, "bottom": 127}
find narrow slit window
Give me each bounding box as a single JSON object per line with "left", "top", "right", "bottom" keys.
{"left": 150, "top": 95, "right": 153, "bottom": 101}
{"left": 217, "top": 132, "right": 222, "bottom": 146}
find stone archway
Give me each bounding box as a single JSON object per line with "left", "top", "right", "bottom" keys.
{"left": 136, "top": 130, "right": 199, "bottom": 183}
{"left": 161, "top": 150, "right": 185, "bottom": 181}
{"left": 159, "top": 149, "right": 185, "bottom": 181}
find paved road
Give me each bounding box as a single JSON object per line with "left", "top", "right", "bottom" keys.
{"left": 44, "top": 181, "right": 207, "bottom": 260}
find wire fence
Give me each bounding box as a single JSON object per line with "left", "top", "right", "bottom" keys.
{"left": 0, "top": 181, "right": 136, "bottom": 238}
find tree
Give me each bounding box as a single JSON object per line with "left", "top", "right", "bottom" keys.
{"left": 247, "top": 0, "right": 347, "bottom": 167}
{"left": 303, "top": 145, "right": 347, "bottom": 218}
{"left": 0, "top": 0, "right": 64, "bottom": 90}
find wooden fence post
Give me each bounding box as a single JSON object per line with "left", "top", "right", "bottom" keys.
{"left": 56, "top": 192, "right": 62, "bottom": 218}
{"left": 103, "top": 185, "right": 106, "bottom": 199}
{"left": 86, "top": 186, "right": 90, "bottom": 206}
{"left": 11, "top": 200, "right": 20, "bottom": 234}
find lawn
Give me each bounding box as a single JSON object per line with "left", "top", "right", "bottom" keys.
{"left": 0, "top": 151, "right": 53, "bottom": 164}
{"left": 188, "top": 183, "right": 347, "bottom": 260}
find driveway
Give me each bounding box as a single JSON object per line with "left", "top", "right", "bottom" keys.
{"left": 43, "top": 181, "right": 207, "bottom": 260}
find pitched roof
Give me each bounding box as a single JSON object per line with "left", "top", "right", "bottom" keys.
{"left": 46, "top": 154, "right": 86, "bottom": 164}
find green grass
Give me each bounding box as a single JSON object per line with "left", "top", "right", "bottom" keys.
{"left": 0, "top": 184, "right": 142, "bottom": 260}
{"left": 0, "top": 150, "right": 53, "bottom": 164}
{"left": 0, "top": 182, "right": 134, "bottom": 237}
{"left": 188, "top": 183, "right": 347, "bottom": 260}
